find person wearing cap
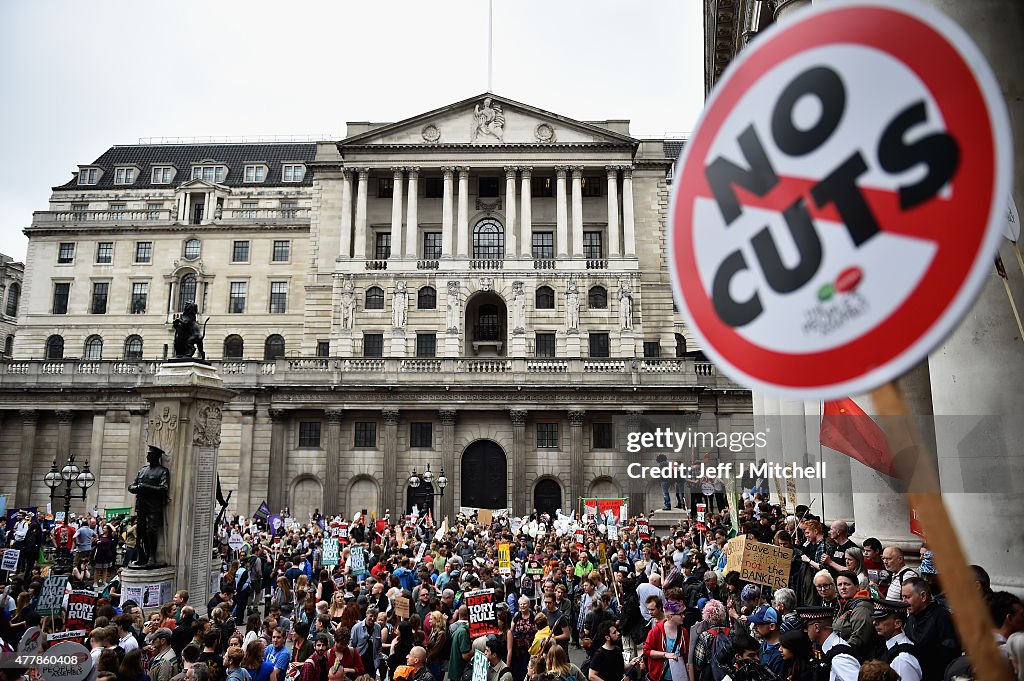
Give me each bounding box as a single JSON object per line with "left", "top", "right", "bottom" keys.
{"left": 796, "top": 607, "right": 860, "bottom": 681}
{"left": 148, "top": 628, "right": 180, "bottom": 681}
{"left": 870, "top": 599, "right": 921, "bottom": 681}
{"left": 748, "top": 605, "right": 783, "bottom": 676}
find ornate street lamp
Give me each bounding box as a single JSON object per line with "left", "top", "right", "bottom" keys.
{"left": 44, "top": 452, "right": 95, "bottom": 574}
{"left": 407, "top": 463, "right": 447, "bottom": 512}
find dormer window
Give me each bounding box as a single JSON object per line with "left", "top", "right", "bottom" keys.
{"left": 114, "top": 167, "right": 136, "bottom": 185}
{"left": 282, "top": 164, "right": 305, "bottom": 182}
{"left": 78, "top": 168, "right": 99, "bottom": 185}
{"left": 192, "top": 165, "right": 227, "bottom": 183}
{"left": 152, "top": 167, "right": 174, "bottom": 184}
{"left": 244, "top": 165, "right": 267, "bottom": 183}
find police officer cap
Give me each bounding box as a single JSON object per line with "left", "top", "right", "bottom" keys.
{"left": 870, "top": 598, "right": 909, "bottom": 620}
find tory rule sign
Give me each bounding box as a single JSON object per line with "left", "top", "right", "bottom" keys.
{"left": 669, "top": 0, "right": 1011, "bottom": 399}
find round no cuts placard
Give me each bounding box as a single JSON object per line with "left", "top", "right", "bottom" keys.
{"left": 669, "top": 0, "right": 1011, "bottom": 399}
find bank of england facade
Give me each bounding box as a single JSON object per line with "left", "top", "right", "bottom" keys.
{"left": 0, "top": 93, "right": 753, "bottom": 522}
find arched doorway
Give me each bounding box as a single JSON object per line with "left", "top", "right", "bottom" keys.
{"left": 407, "top": 482, "right": 435, "bottom": 516}
{"left": 349, "top": 477, "right": 379, "bottom": 518}
{"left": 461, "top": 440, "right": 507, "bottom": 509}
{"left": 290, "top": 476, "right": 323, "bottom": 524}
{"left": 465, "top": 292, "right": 507, "bottom": 357}
{"left": 588, "top": 477, "right": 620, "bottom": 499}
{"left": 533, "top": 479, "right": 562, "bottom": 517}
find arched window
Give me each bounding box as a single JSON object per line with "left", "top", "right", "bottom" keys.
{"left": 535, "top": 286, "right": 555, "bottom": 310}
{"left": 264, "top": 334, "right": 285, "bottom": 360}
{"left": 183, "top": 238, "right": 201, "bottom": 260}
{"left": 473, "top": 218, "right": 504, "bottom": 260}
{"left": 179, "top": 273, "right": 197, "bottom": 311}
{"left": 675, "top": 333, "right": 687, "bottom": 357}
{"left": 124, "top": 335, "right": 143, "bottom": 360}
{"left": 588, "top": 286, "right": 608, "bottom": 309}
{"left": 417, "top": 286, "right": 436, "bottom": 310}
{"left": 84, "top": 335, "right": 104, "bottom": 360}
{"left": 45, "top": 335, "right": 64, "bottom": 360}
{"left": 365, "top": 286, "right": 384, "bottom": 310}
{"left": 4, "top": 283, "right": 19, "bottom": 317}
{"left": 3, "top": 335, "right": 13, "bottom": 357}
{"left": 224, "top": 335, "right": 244, "bottom": 359}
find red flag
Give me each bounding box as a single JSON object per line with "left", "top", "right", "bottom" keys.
{"left": 819, "top": 398, "right": 898, "bottom": 478}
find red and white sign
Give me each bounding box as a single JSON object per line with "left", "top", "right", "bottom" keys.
{"left": 669, "top": 0, "right": 1011, "bottom": 399}
{"left": 695, "top": 503, "right": 707, "bottom": 530}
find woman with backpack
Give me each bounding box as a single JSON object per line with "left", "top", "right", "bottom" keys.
{"left": 644, "top": 600, "right": 690, "bottom": 681}
{"left": 692, "top": 600, "right": 730, "bottom": 681}
{"left": 544, "top": 645, "right": 586, "bottom": 681}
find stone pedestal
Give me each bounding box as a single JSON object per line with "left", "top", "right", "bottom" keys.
{"left": 121, "top": 565, "right": 176, "bottom": 609}
{"left": 390, "top": 330, "right": 407, "bottom": 357}
{"left": 565, "top": 332, "right": 581, "bottom": 357}
{"left": 444, "top": 332, "right": 460, "bottom": 357}
{"left": 618, "top": 330, "right": 636, "bottom": 358}
{"left": 136, "top": 361, "right": 235, "bottom": 612}
{"left": 510, "top": 334, "right": 526, "bottom": 357}
{"left": 335, "top": 332, "right": 353, "bottom": 357}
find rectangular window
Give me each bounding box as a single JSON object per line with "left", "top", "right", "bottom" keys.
{"left": 114, "top": 167, "right": 135, "bottom": 185}
{"left": 378, "top": 177, "right": 394, "bottom": 198}
{"left": 269, "top": 281, "right": 288, "bottom": 313}
{"left": 78, "top": 168, "right": 98, "bottom": 185}
{"left": 581, "top": 176, "right": 603, "bottom": 197}
{"left": 229, "top": 282, "right": 247, "bottom": 314}
{"left": 244, "top": 165, "right": 266, "bottom": 183}
{"left": 532, "top": 232, "right": 554, "bottom": 259}
{"left": 535, "top": 332, "right": 556, "bottom": 357}
{"left": 52, "top": 282, "right": 71, "bottom": 314}
{"left": 422, "top": 232, "right": 442, "bottom": 260}
{"left": 478, "top": 177, "right": 500, "bottom": 197}
{"left": 532, "top": 176, "right": 554, "bottom": 197}
{"left": 135, "top": 241, "right": 153, "bottom": 264}
{"left": 151, "top": 167, "right": 172, "bottom": 184}
{"left": 537, "top": 423, "right": 559, "bottom": 448}
{"left": 216, "top": 167, "right": 226, "bottom": 183}
{"left": 410, "top": 422, "right": 433, "bottom": 448}
{"left": 424, "top": 177, "right": 443, "bottom": 198}
{"left": 416, "top": 333, "right": 436, "bottom": 358}
{"left": 589, "top": 332, "right": 610, "bottom": 358}
{"left": 57, "top": 243, "right": 75, "bottom": 264}
{"left": 298, "top": 422, "right": 322, "bottom": 448}
{"left": 272, "top": 240, "right": 290, "bottom": 262}
{"left": 280, "top": 200, "right": 298, "bottom": 219}
{"left": 146, "top": 203, "right": 162, "bottom": 220}
{"left": 71, "top": 203, "right": 88, "bottom": 214}
{"left": 131, "top": 282, "right": 148, "bottom": 314}
{"left": 232, "top": 240, "right": 250, "bottom": 263}
{"left": 240, "top": 201, "right": 258, "bottom": 219}
{"left": 316, "top": 341, "right": 330, "bottom": 357}
{"left": 584, "top": 231, "right": 603, "bottom": 260}
{"left": 592, "top": 422, "right": 614, "bottom": 449}
{"left": 375, "top": 233, "right": 391, "bottom": 260}
{"left": 282, "top": 164, "right": 304, "bottom": 182}
{"left": 644, "top": 341, "right": 661, "bottom": 358}
{"left": 109, "top": 203, "right": 126, "bottom": 220}
{"left": 354, "top": 422, "right": 376, "bottom": 448}
{"left": 363, "top": 333, "right": 383, "bottom": 357}
{"left": 96, "top": 242, "right": 114, "bottom": 264}
{"left": 91, "top": 282, "right": 109, "bottom": 314}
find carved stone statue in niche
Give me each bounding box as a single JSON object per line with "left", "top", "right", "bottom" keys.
{"left": 339, "top": 277, "right": 355, "bottom": 330}
{"left": 392, "top": 281, "right": 408, "bottom": 330}
{"left": 473, "top": 97, "right": 505, "bottom": 142}
{"left": 512, "top": 281, "right": 526, "bottom": 334}
{"left": 566, "top": 280, "right": 580, "bottom": 331}
{"left": 446, "top": 281, "right": 462, "bottom": 333}
{"left": 618, "top": 279, "right": 634, "bottom": 331}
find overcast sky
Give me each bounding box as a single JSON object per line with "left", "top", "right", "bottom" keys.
{"left": 0, "top": 1, "right": 704, "bottom": 263}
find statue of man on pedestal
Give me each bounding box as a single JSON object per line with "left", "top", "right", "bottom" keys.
{"left": 128, "top": 445, "right": 170, "bottom": 568}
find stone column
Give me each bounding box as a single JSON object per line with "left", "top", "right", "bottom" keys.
{"left": 555, "top": 167, "right": 569, "bottom": 257}
{"left": 354, "top": 169, "right": 369, "bottom": 259}
{"left": 56, "top": 410, "right": 74, "bottom": 464}
{"left": 762, "top": 396, "right": 787, "bottom": 503}
{"left": 439, "top": 409, "right": 457, "bottom": 521}
{"left": 625, "top": 410, "right": 645, "bottom": 516}
{"left": 520, "top": 168, "right": 533, "bottom": 258}
{"left": 568, "top": 410, "right": 586, "bottom": 513}
{"left": 15, "top": 410, "right": 37, "bottom": 507}
{"left": 442, "top": 167, "right": 455, "bottom": 258}
{"left": 780, "top": 399, "right": 812, "bottom": 508}
{"left": 126, "top": 408, "right": 148, "bottom": 492}
{"left": 571, "top": 167, "right": 584, "bottom": 258}
{"left": 391, "top": 168, "right": 404, "bottom": 259}
{"left": 456, "top": 167, "right": 470, "bottom": 258}
{"left": 510, "top": 409, "right": 527, "bottom": 514}
{"left": 236, "top": 408, "right": 256, "bottom": 517}
{"left": 324, "top": 410, "right": 344, "bottom": 516}
{"left": 504, "top": 167, "right": 518, "bottom": 257}
{"left": 339, "top": 169, "right": 353, "bottom": 259}
{"left": 806, "top": 400, "right": 855, "bottom": 523}
{"left": 405, "top": 168, "right": 419, "bottom": 260}
{"left": 382, "top": 409, "right": 400, "bottom": 513}
{"left": 268, "top": 409, "right": 287, "bottom": 511}
{"left": 606, "top": 166, "right": 620, "bottom": 257}
{"left": 622, "top": 166, "right": 636, "bottom": 257}
{"left": 87, "top": 410, "right": 106, "bottom": 511}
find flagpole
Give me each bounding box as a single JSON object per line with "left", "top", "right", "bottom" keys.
{"left": 1013, "top": 241, "right": 1024, "bottom": 277}
{"left": 486, "top": 0, "right": 493, "bottom": 92}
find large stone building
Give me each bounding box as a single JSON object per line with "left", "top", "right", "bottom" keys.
{"left": 0, "top": 254, "right": 23, "bottom": 358}
{"left": 0, "top": 93, "right": 753, "bottom": 524}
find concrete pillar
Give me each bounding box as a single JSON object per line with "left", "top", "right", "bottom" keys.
{"left": 442, "top": 167, "right": 455, "bottom": 258}
{"left": 126, "top": 409, "right": 147, "bottom": 493}
{"left": 763, "top": 396, "right": 786, "bottom": 503}
{"left": 269, "top": 409, "right": 287, "bottom": 512}
{"left": 382, "top": 409, "right": 400, "bottom": 513}
{"left": 568, "top": 410, "right": 586, "bottom": 513}
{"left": 406, "top": 168, "right": 419, "bottom": 260}
{"left": 571, "top": 167, "right": 584, "bottom": 258}
{"left": 236, "top": 409, "right": 255, "bottom": 517}
{"left": 324, "top": 410, "right": 344, "bottom": 516}
{"left": 56, "top": 410, "right": 74, "bottom": 463}
{"left": 390, "top": 168, "right": 404, "bottom": 258}
{"left": 510, "top": 410, "right": 527, "bottom": 515}
{"left": 504, "top": 167, "right": 518, "bottom": 257}
{"left": 625, "top": 410, "right": 645, "bottom": 516}
{"left": 457, "top": 168, "right": 470, "bottom": 258}
{"left": 806, "top": 400, "right": 855, "bottom": 523}
{"left": 780, "top": 399, "right": 812, "bottom": 508}
{"left": 606, "top": 166, "right": 620, "bottom": 257}
{"left": 622, "top": 167, "right": 636, "bottom": 258}
{"left": 354, "top": 169, "right": 369, "bottom": 259}
{"left": 439, "top": 409, "right": 457, "bottom": 521}
{"left": 15, "top": 410, "right": 37, "bottom": 507}
{"left": 339, "top": 170, "right": 353, "bottom": 259}
{"left": 520, "top": 168, "right": 533, "bottom": 258}
{"left": 87, "top": 410, "right": 106, "bottom": 511}
{"left": 555, "top": 167, "right": 569, "bottom": 257}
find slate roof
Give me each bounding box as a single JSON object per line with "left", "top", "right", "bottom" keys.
{"left": 663, "top": 139, "right": 686, "bottom": 162}
{"left": 54, "top": 143, "right": 317, "bottom": 191}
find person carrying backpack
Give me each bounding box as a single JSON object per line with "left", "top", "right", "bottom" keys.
{"left": 795, "top": 607, "right": 860, "bottom": 681}
{"left": 693, "top": 600, "right": 732, "bottom": 681}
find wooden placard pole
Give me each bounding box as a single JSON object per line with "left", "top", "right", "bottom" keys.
{"left": 870, "top": 382, "right": 1012, "bottom": 681}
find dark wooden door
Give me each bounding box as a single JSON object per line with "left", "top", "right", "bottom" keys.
{"left": 533, "top": 479, "right": 562, "bottom": 517}
{"left": 461, "top": 440, "right": 507, "bottom": 509}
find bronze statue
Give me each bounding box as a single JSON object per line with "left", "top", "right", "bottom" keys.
{"left": 173, "top": 302, "right": 208, "bottom": 360}
{"left": 128, "top": 445, "right": 170, "bottom": 568}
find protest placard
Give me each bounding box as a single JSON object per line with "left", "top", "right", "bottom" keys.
{"left": 47, "top": 630, "right": 87, "bottom": 643}
{"left": 66, "top": 590, "right": 98, "bottom": 632}
{"left": 322, "top": 538, "right": 339, "bottom": 566}
{"left": 122, "top": 585, "right": 145, "bottom": 607}
{"left": 472, "top": 650, "right": 488, "bottom": 681}
{"left": 723, "top": 537, "right": 791, "bottom": 588}
{"left": 477, "top": 509, "right": 492, "bottom": 525}
{"left": 37, "top": 575, "right": 68, "bottom": 616}
{"left": 465, "top": 588, "right": 499, "bottom": 638}
{"left": 497, "top": 543, "right": 511, "bottom": 576}
{"left": 637, "top": 519, "right": 650, "bottom": 540}
{"left": 394, "top": 596, "right": 411, "bottom": 619}
{"left": 144, "top": 584, "right": 162, "bottom": 608}
{"left": 1, "top": 549, "right": 20, "bottom": 572}
{"left": 349, "top": 546, "right": 366, "bottom": 575}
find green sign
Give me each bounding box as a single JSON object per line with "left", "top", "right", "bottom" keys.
{"left": 322, "top": 538, "right": 339, "bottom": 566}
{"left": 106, "top": 507, "right": 131, "bottom": 520}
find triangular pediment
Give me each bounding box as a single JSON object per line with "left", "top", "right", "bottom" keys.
{"left": 175, "top": 178, "right": 229, "bottom": 192}
{"left": 340, "top": 93, "right": 638, "bottom": 148}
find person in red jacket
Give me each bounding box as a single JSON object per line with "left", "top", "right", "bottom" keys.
{"left": 644, "top": 600, "right": 689, "bottom": 681}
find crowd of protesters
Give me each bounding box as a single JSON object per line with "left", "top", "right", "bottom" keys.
{"left": 2, "top": 494, "right": 1023, "bottom": 681}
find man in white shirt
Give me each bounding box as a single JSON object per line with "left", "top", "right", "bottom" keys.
{"left": 797, "top": 606, "right": 861, "bottom": 681}
{"left": 871, "top": 599, "right": 921, "bottom": 681}
{"left": 882, "top": 546, "right": 918, "bottom": 601}
{"left": 636, "top": 573, "right": 664, "bottom": 626}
